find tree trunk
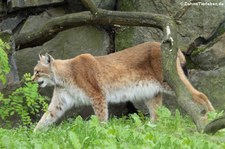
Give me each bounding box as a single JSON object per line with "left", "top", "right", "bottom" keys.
{"left": 161, "top": 23, "right": 207, "bottom": 131}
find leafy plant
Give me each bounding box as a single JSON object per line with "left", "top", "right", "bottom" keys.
{"left": 0, "top": 38, "right": 10, "bottom": 84}
{"left": 0, "top": 107, "right": 224, "bottom": 148}
{"left": 0, "top": 73, "right": 48, "bottom": 126}
{"left": 208, "top": 110, "right": 224, "bottom": 121}
{"left": 0, "top": 39, "right": 48, "bottom": 127}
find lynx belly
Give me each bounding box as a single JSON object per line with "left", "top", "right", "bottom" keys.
{"left": 104, "top": 81, "right": 163, "bottom": 103}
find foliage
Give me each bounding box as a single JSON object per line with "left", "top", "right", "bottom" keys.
{"left": 0, "top": 38, "right": 10, "bottom": 84}
{"left": 208, "top": 110, "right": 224, "bottom": 121}
{"left": 0, "top": 106, "right": 224, "bottom": 149}
{"left": 0, "top": 38, "right": 48, "bottom": 127}
{"left": 0, "top": 73, "right": 48, "bottom": 126}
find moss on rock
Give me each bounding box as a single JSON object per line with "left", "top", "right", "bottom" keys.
{"left": 0, "top": 32, "right": 12, "bottom": 54}
{"left": 117, "top": 0, "right": 137, "bottom": 11}
{"left": 189, "top": 67, "right": 225, "bottom": 111}
{"left": 115, "top": 27, "right": 134, "bottom": 51}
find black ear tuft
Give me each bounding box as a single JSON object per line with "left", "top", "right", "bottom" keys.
{"left": 39, "top": 54, "right": 41, "bottom": 60}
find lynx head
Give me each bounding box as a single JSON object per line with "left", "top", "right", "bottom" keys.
{"left": 32, "top": 53, "right": 55, "bottom": 88}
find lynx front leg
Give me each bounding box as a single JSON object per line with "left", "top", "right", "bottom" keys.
{"left": 92, "top": 95, "right": 108, "bottom": 122}
{"left": 145, "top": 93, "right": 162, "bottom": 122}
{"left": 34, "top": 111, "right": 54, "bottom": 132}
{"left": 34, "top": 96, "right": 70, "bottom": 132}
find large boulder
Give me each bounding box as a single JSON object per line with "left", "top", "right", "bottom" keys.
{"left": 189, "top": 67, "right": 225, "bottom": 111}
{"left": 16, "top": 26, "right": 110, "bottom": 78}
{"left": 115, "top": 0, "right": 164, "bottom": 51}
{"left": 19, "top": 7, "right": 66, "bottom": 34}
{"left": 0, "top": 1, "right": 5, "bottom": 15}
{"left": 176, "top": 2, "right": 225, "bottom": 49}
{"left": 0, "top": 15, "right": 25, "bottom": 32}
{"left": 93, "top": 0, "right": 116, "bottom": 10}
{"left": 66, "top": 0, "right": 116, "bottom": 12}
{"left": 8, "top": 0, "right": 64, "bottom": 11}
{"left": 115, "top": 26, "right": 163, "bottom": 51}
{"left": 116, "top": 0, "right": 225, "bottom": 50}
{"left": 19, "top": 14, "right": 50, "bottom": 34}
{"left": 191, "top": 33, "right": 225, "bottom": 70}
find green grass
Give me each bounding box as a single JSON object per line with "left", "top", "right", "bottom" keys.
{"left": 0, "top": 107, "right": 225, "bottom": 149}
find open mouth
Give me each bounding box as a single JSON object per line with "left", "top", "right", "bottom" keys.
{"left": 38, "top": 81, "right": 44, "bottom": 86}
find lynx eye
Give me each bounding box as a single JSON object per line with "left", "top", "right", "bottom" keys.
{"left": 36, "top": 70, "right": 40, "bottom": 75}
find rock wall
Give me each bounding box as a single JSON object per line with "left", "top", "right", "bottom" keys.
{"left": 0, "top": 32, "right": 20, "bottom": 95}
{"left": 116, "top": 0, "right": 225, "bottom": 50}
{"left": 189, "top": 67, "right": 225, "bottom": 111}
{"left": 191, "top": 33, "right": 225, "bottom": 70}
{"left": 16, "top": 26, "right": 110, "bottom": 78}
{"left": 0, "top": 0, "right": 225, "bottom": 118}
{"left": 188, "top": 33, "right": 225, "bottom": 111}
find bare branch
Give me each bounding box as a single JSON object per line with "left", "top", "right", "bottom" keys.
{"left": 80, "top": 0, "right": 99, "bottom": 16}
{"left": 14, "top": 10, "right": 169, "bottom": 49}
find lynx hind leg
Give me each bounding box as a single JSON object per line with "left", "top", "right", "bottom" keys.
{"left": 92, "top": 95, "right": 108, "bottom": 122}
{"left": 192, "top": 92, "right": 215, "bottom": 112}
{"left": 144, "top": 93, "right": 162, "bottom": 122}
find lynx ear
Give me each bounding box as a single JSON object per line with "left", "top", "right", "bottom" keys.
{"left": 38, "top": 54, "right": 45, "bottom": 63}
{"left": 44, "top": 53, "right": 54, "bottom": 65}
{"left": 39, "top": 54, "right": 42, "bottom": 60}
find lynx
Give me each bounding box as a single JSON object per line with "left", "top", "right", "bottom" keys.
{"left": 32, "top": 42, "right": 214, "bottom": 131}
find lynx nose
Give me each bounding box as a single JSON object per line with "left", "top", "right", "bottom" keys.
{"left": 31, "top": 75, "right": 35, "bottom": 81}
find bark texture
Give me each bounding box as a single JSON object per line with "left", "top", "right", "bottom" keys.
{"left": 204, "top": 116, "right": 225, "bottom": 134}
{"left": 161, "top": 22, "right": 207, "bottom": 131}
